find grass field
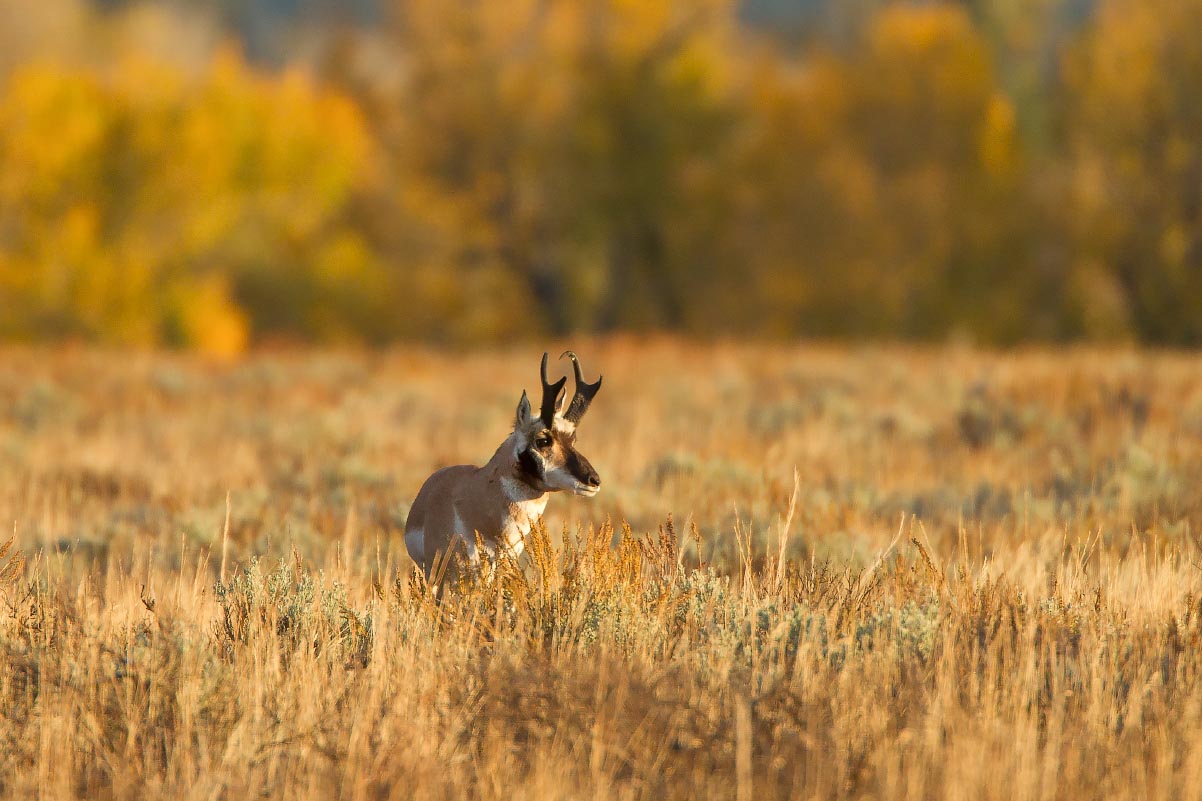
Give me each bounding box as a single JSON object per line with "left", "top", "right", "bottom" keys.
{"left": 2, "top": 341, "right": 1202, "bottom": 800}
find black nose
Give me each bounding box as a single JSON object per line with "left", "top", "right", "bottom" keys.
{"left": 586, "top": 471, "right": 601, "bottom": 488}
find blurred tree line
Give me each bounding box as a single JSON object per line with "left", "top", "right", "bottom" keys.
{"left": 1, "top": 0, "right": 1201, "bottom": 353}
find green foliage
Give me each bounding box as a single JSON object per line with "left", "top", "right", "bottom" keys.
{"left": 214, "top": 553, "right": 373, "bottom": 666}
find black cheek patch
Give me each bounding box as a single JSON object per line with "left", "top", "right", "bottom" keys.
{"left": 518, "top": 448, "right": 544, "bottom": 482}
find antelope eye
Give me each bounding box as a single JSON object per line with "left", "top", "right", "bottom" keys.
{"left": 535, "top": 433, "right": 553, "bottom": 450}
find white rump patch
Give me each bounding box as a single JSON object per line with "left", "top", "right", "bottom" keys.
{"left": 404, "top": 528, "right": 424, "bottom": 564}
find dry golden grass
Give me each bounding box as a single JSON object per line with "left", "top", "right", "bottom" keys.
{"left": 2, "top": 340, "right": 1202, "bottom": 800}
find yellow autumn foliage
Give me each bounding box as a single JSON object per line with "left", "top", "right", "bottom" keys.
{"left": 2, "top": 0, "right": 1202, "bottom": 346}
{"left": 0, "top": 47, "right": 375, "bottom": 354}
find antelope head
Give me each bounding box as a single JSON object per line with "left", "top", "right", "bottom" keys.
{"left": 512, "top": 351, "right": 603, "bottom": 497}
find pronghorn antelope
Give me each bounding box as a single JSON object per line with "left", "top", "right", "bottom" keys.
{"left": 404, "top": 351, "right": 603, "bottom": 581}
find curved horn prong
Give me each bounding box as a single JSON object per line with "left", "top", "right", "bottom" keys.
{"left": 538, "top": 352, "right": 567, "bottom": 426}
{"left": 560, "top": 350, "right": 603, "bottom": 424}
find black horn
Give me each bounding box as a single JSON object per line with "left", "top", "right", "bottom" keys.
{"left": 560, "top": 351, "right": 602, "bottom": 423}
{"left": 539, "top": 352, "right": 566, "bottom": 426}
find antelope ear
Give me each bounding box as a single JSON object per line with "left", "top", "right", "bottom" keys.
{"left": 515, "top": 391, "right": 535, "bottom": 429}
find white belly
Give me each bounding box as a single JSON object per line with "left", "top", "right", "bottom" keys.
{"left": 449, "top": 528, "right": 525, "bottom": 562}
{"left": 502, "top": 528, "right": 527, "bottom": 561}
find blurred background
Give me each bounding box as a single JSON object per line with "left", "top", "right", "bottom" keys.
{"left": 1, "top": 0, "right": 1200, "bottom": 355}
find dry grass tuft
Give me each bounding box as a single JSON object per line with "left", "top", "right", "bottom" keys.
{"left": 1, "top": 342, "right": 1201, "bottom": 799}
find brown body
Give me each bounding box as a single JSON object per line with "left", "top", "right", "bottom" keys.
{"left": 404, "top": 352, "right": 602, "bottom": 582}
{"left": 404, "top": 439, "right": 549, "bottom": 577}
